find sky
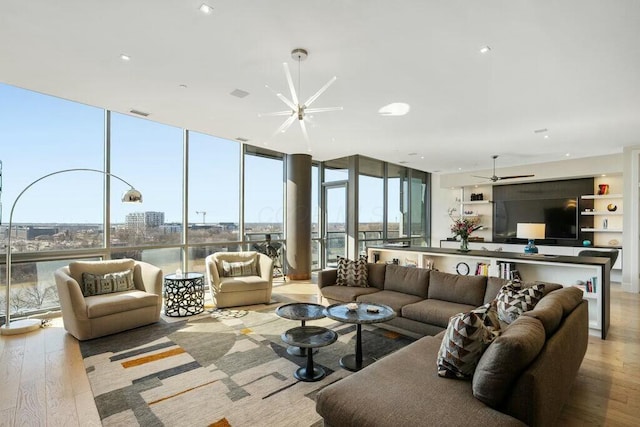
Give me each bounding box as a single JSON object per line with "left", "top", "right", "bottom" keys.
{"left": 0, "top": 83, "right": 387, "bottom": 226}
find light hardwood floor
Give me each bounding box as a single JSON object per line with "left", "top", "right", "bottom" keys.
{"left": 1, "top": 281, "right": 639, "bottom": 426}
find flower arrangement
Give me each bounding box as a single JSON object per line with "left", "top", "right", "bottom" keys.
{"left": 448, "top": 208, "right": 482, "bottom": 251}
{"left": 450, "top": 216, "right": 481, "bottom": 240}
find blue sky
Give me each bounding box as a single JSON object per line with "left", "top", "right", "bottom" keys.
{"left": 1, "top": 83, "right": 391, "bottom": 226}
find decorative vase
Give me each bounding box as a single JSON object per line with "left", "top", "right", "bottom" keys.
{"left": 459, "top": 238, "right": 469, "bottom": 252}
{"left": 598, "top": 184, "right": 609, "bottom": 195}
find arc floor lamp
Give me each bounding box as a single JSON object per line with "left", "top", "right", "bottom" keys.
{"left": 1, "top": 168, "right": 142, "bottom": 335}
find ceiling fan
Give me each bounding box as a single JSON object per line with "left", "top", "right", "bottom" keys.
{"left": 473, "top": 155, "right": 535, "bottom": 182}
{"left": 260, "top": 48, "right": 343, "bottom": 143}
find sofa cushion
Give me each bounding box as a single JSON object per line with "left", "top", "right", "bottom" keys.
{"left": 316, "top": 336, "right": 525, "bottom": 427}
{"left": 321, "top": 285, "right": 380, "bottom": 302}
{"left": 472, "top": 315, "right": 546, "bottom": 408}
{"left": 218, "top": 276, "right": 270, "bottom": 292}
{"left": 496, "top": 283, "right": 545, "bottom": 324}
{"left": 85, "top": 290, "right": 160, "bottom": 318}
{"left": 222, "top": 259, "right": 257, "bottom": 277}
{"left": 484, "top": 277, "right": 508, "bottom": 304}
{"left": 383, "top": 265, "right": 430, "bottom": 297}
{"left": 428, "top": 271, "right": 487, "bottom": 307}
{"left": 367, "top": 263, "right": 387, "bottom": 289}
{"left": 537, "top": 286, "right": 583, "bottom": 317}
{"left": 357, "top": 290, "right": 423, "bottom": 313}
{"left": 402, "top": 299, "right": 477, "bottom": 328}
{"left": 437, "top": 302, "right": 501, "bottom": 379}
{"left": 81, "top": 269, "right": 135, "bottom": 297}
{"left": 337, "top": 256, "right": 369, "bottom": 287}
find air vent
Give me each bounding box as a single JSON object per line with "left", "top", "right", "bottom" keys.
{"left": 534, "top": 128, "right": 548, "bottom": 133}
{"left": 236, "top": 137, "right": 249, "bottom": 142}
{"left": 129, "top": 109, "right": 150, "bottom": 117}
{"left": 230, "top": 89, "right": 250, "bottom": 98}
{"left": 399, "top": 161, "right": 408, "bottom": 164}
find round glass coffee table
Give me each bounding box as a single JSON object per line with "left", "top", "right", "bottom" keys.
{"left": 275, "top": 302, "right": 326, "bottom": 356}
{"left": 281, "top": 326, "right": 337, "bottom": 382}
{"left": 324, "top": 302, "right": 396, "bottom": 372}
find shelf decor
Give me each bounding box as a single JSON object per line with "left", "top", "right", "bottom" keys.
{"left": 449, "top": 213, "right": 481, "bottom": 252}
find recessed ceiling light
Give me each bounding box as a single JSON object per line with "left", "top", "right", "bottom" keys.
{"left": 199, "top": 4, "right": 213, "bottom": 14}
{"left": 565, "top": 153, "right": 571, "bottom": 157}
{"left": 544, "top": 135, "right": 549, "bottom": 139}
{"left": 601, "top": 174, "right": 607, "bottom": 177}
{"left": 378, "top": 102, "right": 410, "bottom": 116}
{"left": 421, "top": 156, "right": 425, "bottom": 160}
{"left": 120, "top": 54, "right": 131, "bottom": 61}
{"left": 458, "top": 167, "right": 463, "bottom": 171}
{"left": 480, "top": 46, "right": 491, "bottom": 54}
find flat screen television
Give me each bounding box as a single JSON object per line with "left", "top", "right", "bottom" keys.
{"left": 493, "top": 197, "right": 578, "bottom": 241}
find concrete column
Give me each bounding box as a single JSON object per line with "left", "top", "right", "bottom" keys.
{"left": 286, "top": 153, "right": 312, "bottom": 280}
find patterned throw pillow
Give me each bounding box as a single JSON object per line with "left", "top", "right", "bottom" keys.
{"left": 496, "top": 282, "right": 545, "bottom": 324}
{"left": 437, "top": 301, "right": 501, "bottom": 379}
{"left": 222, "top": 260, "right": 257, "bottom": 277}
{"left": 81, "top": 269, "right": 135, "bottom": 297}
{"left": 336, "top": 256, "right": 368, "bottom": 287}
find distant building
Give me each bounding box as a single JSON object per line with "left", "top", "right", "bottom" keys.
{"left": 219, "top": 222, "right": 238, "bottom": 231}
{"left": 16, "top": 226, "right": 58, "bottom": 240}
{"left": 126, "top": 211, "right": 165, "bottom": 229}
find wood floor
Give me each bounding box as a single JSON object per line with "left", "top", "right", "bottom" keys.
{"left": 1, "top": 281, "right": 639, "bottom": 426}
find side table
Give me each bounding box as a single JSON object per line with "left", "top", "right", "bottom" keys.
{"left": 275, "top": 302, "right": 326, "bottom": 356}
{"left": 281, "top": 326, "right": 337, "bottom": 382}
{"left": 163, "top": 272, "right": 205, "bottom": 317}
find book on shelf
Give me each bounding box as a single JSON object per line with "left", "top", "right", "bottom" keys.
{"left": 498, "top": 262, "right": 517, "bottom": 280}
{"left": 475, "top": 262, "right": 489, "bottom": 276}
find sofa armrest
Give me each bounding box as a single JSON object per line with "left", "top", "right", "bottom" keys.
{"left": 54, "top": 267, "right": 88, "bottom": 320}
{"left": 317, "top": 269, "right": 338, "bottom": 289}
{"left": 258, "top": 253, "right": 274, "bottom": 284}
{"left": 135, "top": 261, "right": 163, "bottom": 295}
{"left": 205, "top": 254, "right": 221, "bottom": 291}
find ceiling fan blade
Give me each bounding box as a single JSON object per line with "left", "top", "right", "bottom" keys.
{"left": 283, "top": 62, "right": 299, "bottom": 106}
{"left": 305, "top": 106, "right": 344, "bottom": 114}
{"left": 299, "top": 119, "right": 310, "bottom": 143}
{"left": 496, "top": 174, "right": 535, "bottom": 180}
{"left": 472, "top": 175, "right": 492, "bottom": 180}
{"left": 272, "top": 114, "right": 296, "bottom": 137}
{"left": 258, "top": 110, "right": 293, "bottom": 117}
{"left": 303, "top": 76, "right": 337, "bottom": 108}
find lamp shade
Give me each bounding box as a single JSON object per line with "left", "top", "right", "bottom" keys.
{"left": 516, "top": 223, "right": 546, "bottom": 239}
{"left": 121, "top": 188, "right": 143, "bottom": 203}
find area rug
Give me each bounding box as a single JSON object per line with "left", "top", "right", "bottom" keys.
{"left": 79, "top": 303, "right": 415, "bottom": 427}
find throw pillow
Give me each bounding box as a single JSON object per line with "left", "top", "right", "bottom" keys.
{"left": 336, "top": 256, "right": 368, "bottom": 287}
{"left": 495, "top": 282, "right": 545, "bottom": 324}
{"left": 81, "top": 269, "right": 135, "bottom": 297}
{"left": 222, "top": 260, "right": 257, "bottom": 277}
{"left": 436, "top": 301, "right": 501, "bottom": 379}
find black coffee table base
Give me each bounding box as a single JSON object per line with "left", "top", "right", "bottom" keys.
{"left": 339, "top": 354, "right": 374, "bottom": 372}
{"left": 295, "top": 352, "right": 327, "bottom": 382}
{"left": 287, "top": 346, "right": 319, "bottom": 357}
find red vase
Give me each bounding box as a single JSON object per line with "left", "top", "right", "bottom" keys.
{"left": 598, "top": 184, "right": 609, "bottom": 195}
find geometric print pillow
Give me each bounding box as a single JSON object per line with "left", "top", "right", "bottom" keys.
{"left": 336, "top": 256, "right": 368, "bottom": 287}
{"left": 81, "top": 269, "right": 135, "bottom": 297}
{"left": 222, "top": 260, "right": 257, "bottom": 278}
{"left": 495, "top": 282, "right": 545, "bottom": 324}
{"left": 437, "top": 301, "right": 501, "bottom": 379}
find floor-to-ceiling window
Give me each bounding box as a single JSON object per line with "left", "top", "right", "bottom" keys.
{"left": 186, "top": 131, "right": 242, "bottom": 272}
{"left": 387, "top": 163, "right": 410, "bottom": 241}
{"left": 109, "top": 112, "right": 183, "bottom": 274}
{"left": 358, "top": 158, "right": 384, "bottom": 253}
{"left": 0, "top": 84, "right": 104, "bottom": 316}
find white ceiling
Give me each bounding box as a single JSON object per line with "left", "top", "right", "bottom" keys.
{"left": 1, "top": 1, "right": 639, "bottom": 174}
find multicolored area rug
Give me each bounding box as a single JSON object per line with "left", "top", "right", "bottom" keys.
{"left": 79, "top": 303, "right": 415, "bottom": 427}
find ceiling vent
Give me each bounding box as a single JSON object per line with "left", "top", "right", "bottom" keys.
{"left": 230, "top": 89, "right": 249, "bottom": 98}
{"left": 236, "top": 137, "right": 249, "bottom": 142}
{"left": 129, "top": 109, "right": 150, "bottom": 117}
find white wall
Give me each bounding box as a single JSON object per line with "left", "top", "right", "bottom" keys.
{"left": 431, "top": 153, "right": 637, "bottom": 292}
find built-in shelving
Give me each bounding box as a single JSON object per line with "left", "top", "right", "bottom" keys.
{"left": 581, "top": 194, "right": 623, "bottom": 200}
{"left": 581, "top": 211, "right": 623, "bottom": 216}
{"left": 581, "top": 228, "right": 623, "bottom": 233}
{"left": 460, "top": 200, "right": 492, "bottom": 205}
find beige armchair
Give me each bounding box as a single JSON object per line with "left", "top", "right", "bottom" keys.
{"left": 205, "top": 251, "right": 274, "bottom": 308}
{"left": 54, "top": 259, "right": 163, "bottom": 341}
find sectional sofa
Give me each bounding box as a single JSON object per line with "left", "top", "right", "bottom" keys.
{"left": 315, "top": 263, "right": 589, "bottom": 426}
